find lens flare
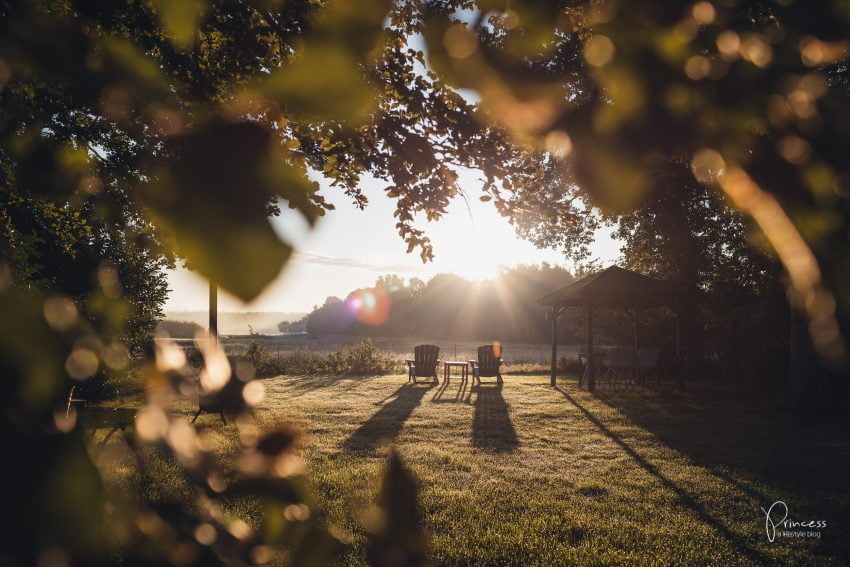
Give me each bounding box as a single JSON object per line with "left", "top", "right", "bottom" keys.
{"left": 43, "top": 295, "right": 78, "bottom": 330}
{"left": 346, "top": 284, "right": 391, "bottom": 326}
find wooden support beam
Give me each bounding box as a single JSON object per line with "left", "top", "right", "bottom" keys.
{"left": 209, "top": 281, "right": 218, "bottom": 344}
{"left": 550, "top": 308, "right": 559, "bottom": 386}
{"left": 586, "top": 306, "right": 595, "bottom": 392}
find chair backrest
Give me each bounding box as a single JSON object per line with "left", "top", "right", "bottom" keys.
{"left": 477, "top": 344, "right": 502, "bottom": 377}
{"left": 200, "top": 376, "right": 247, "bottom": 412}
{"left": 414, "top": 344, "right": 440, "bottom": 375}
{"left": 606, "top": 347, "right": 635, "bottom": 369}
{"left": 636, "top": 348, "right": 660, "bottom": 370}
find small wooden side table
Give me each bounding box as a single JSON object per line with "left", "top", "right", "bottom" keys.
{"left": 443, "top": 361, "right": 469, "bottom": 382}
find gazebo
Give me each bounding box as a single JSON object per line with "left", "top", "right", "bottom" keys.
{"left": 537, "top": 266, "right": 685, "bottom": 392}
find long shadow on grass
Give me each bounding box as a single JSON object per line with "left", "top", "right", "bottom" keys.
{"left": 431, "top": 376, "right": 471, "bottom": 403}
{"left": 554, "top": 386, "right": 770, "bottom": 565}
{"left": 593, "top": 388, "right": 779, "bottom": 506}
{"left": 275, "top": 374, "right": 382, "bottom": 398}
{"left": 430, "top": 378, "right": 449, "bottom": 402}
{"left": 342, "top": 383, "right": 432, "bottom": 453}
{"left": 595, "top": 387, "right": 850, "bottom": 504}
{"left": 471, "top": 383, "right": 519, "bottom": 453}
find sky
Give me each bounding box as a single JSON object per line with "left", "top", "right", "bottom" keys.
{"left": 164, "top": 170, "right": 622, "bottom": 314}
{"left": 165, "top": 27, "right": 624, "bottom": 314}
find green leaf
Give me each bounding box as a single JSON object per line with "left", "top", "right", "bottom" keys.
{"left": 99, "top": 37, "right": 171, "bottom": 100}
{"left": 6, "top": 128, "right": 92, "bottom": 201}
{"left": 141, "top": 120, "right": 311, "bottom": 301}
{"left": 149, "top": 0, "right": 207, "bottom": 49}
{"left": 258, "top": 0, "right": 391, "bottom": 121}
{"left": 0, "top": 291, "right": 66, "bottom": 414}
{"left": 262, "top": 46, "right": 377, "bottom": 120}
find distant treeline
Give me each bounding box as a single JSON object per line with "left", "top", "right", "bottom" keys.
{"left": 278, "top": 318, "right": 308, "bottom": 334}
{"left": 298, "top": 264, "right": 576, "bottom": 343}
{"left": 156, "top": 319, "right": 204, "bottom": 339}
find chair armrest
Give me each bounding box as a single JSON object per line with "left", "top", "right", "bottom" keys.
{"left": 405, "top": 359, "right": 415, "bottom": 367}
{"left": 468, "top": 360, "right": 478, "bottom": 367}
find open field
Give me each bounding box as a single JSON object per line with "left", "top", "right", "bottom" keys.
{"left": 101, "top": 374, "right": 850, "bottom": 565}
{"left": 216, "top": 335, "right": 585, "bottom": 368}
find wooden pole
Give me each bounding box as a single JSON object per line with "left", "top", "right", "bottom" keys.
{"left": 209, "top": 281, "right": 218, "bottom": 345}
{"left": 550, "top": 308, "right": 559, "bottom": 386}
{"left": 586, "top": 306, "right": 595, "bottom": 392}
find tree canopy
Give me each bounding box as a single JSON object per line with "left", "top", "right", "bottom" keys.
{"left": 5, "top": 0, "right": 847, "bottom": 361}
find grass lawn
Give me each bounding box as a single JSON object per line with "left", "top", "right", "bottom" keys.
{"left": 103, "top": 374, "right": 850, "bottom": 565}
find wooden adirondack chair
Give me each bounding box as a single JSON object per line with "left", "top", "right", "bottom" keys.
{"left": 406, "top": 344, "right": 440, "bottom": 383}
{"left": 192, "top": 395, "right": 229, "bottom": 424}
{"left": 192, "top": 377, "right": 246, "bottom": 424}
{"left": 64, "top": 386, "right": 137, "bottom": 458}
{"left": 469, "top": 344, "right": 503, "bottom": 385}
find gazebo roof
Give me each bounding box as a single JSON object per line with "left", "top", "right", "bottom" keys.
{"left": 537, "top": 265, "right": 683, "bottom": 309}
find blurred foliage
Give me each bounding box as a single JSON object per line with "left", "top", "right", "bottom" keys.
{"left": 434, "top": 0, "right": 850, "bottom": 374}
{"left": 3, "top": 0, "right": 850, "bottom": 564}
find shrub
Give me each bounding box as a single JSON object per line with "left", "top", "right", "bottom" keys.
{"left": 325, "top": 339, "right": 401, "bottom": 376}
{"left": 253, "top": 340, "right": 402, "bottom": 377}
{"left": 238, "top": 326, "right": 281, "bottom": 376}
{"left": 243, "top": 338, "right": 270, "bottom": 373}
{"left": 277, "top": 348, "right": 326, "bottom": 375}
{"left": 74, "top": 368, "right": 141, "bottom": 401}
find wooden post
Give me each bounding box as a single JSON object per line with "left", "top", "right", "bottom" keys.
{"left": 586, "top": 306, "right": 595, "bottom": 392}
{"left": 209, "top": 281, "right": 218, "bottom": 345}
{"left": 550, "top": 308, "right": 559, "bottom": 386}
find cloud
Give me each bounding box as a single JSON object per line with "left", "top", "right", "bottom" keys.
{"left": 293, "top": 251, "right": 426, "bottom": 273}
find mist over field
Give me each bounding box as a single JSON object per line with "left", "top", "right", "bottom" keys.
{"left": 163, "top": 311, "right": 306, "bottom": 335}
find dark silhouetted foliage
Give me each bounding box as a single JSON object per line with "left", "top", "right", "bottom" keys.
{"left": 305, "top": 264, "right": 575, "bottom": 343}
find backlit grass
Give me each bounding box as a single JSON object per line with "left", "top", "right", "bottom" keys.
{"left": 102, "top": 375, "right": 850, "bottom": 565}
